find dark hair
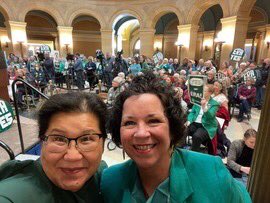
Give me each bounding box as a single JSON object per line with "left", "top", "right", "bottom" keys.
{"left": 108, "top": 73, "right": 186, "bottom": 148}
{"left": 244, "top": 128, "right": 257, "bottom": 139}
{"left": 37, "top": 92, "right": 107, "bottom": 140}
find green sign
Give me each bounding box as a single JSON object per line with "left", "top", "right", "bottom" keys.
{"left": 0, "top": 100, "right": 14, "bottom": 133}
{"left": 230, "top": 48, "right": 245, "bottom": 62}
{"left": 40, "top": 45, "right": 51, "bottom": 53}
{"left": 153, "top": 52, "right": 163, "bottom": 64}
{"left": 188, "top": 75, "right": 207, "bottom": 106}
{"left": 242, "top": 70, "right": 259, "bottom": 82}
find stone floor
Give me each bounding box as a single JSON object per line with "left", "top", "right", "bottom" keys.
{"left": 0, "top": 106, "right": 261, "bottom": 166}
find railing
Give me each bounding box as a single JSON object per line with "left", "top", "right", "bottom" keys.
{"left": 11, "top": 78, "right": 49, "bottom": 154}
{"left": 0, "top": 140, "right": 15, "bottom": 160}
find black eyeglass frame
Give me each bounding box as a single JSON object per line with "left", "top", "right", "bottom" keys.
{"left": 42, "top": 133, "right": 103, "bottom": 146}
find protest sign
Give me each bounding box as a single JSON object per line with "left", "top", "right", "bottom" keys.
{"left": 230, "top": 48, "right": 245, "bottom": 62}
{"left": 153, "top": 52, "right": 163, "bottom": 64}
{"left": 188, "top": 75, "right": 207, "bottom": 106}
{"left": 242, "top": 70, "right": 259, "bottom": 82}
{"left": 0, "top": 100, "right": 14, "bottom": 133}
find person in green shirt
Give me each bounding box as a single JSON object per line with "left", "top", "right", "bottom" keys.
{"left": 101, "top": 73, "right": 252, "bottom": 203}
{"left": 0, "top": 92, "right": 108, "bottom": 203}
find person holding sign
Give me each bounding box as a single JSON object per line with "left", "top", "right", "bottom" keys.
{"left": 186, "top": 84, "right": 220, "bottom": 152}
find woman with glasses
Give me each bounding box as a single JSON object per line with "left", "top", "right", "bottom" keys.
{"left": 101, "top": 74, "right": 251, "bottom": 203}
{"left": 0, "top": 92, "right": 107, "bottom": 202}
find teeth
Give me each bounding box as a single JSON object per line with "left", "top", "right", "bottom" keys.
{"left": 135, "top": 144, "right": 155, "bottom": 150}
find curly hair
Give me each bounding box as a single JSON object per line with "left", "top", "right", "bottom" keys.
{"left": 108, "top": 73, "right": 186, "bottom": 148}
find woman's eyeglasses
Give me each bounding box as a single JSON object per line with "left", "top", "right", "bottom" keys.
{"left": 42, "top": 133, "right": 103, "bottom": 153}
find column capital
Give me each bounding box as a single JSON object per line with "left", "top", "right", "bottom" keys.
{"left": 100, "top": 28, "right": 113, "bottom": 33}
{"left": 57, "top": 26, "right": 73, "bottom": 32}
{"left": 8, "top": 21, "right": 27, "bottom": 28}
{"left": 139, "top": 28, "right": 156, "bottom": 34}
{"left": 177, "top": 24, "right": 199, "bottom": 32}
{"left": 220, "top": 16, "right": 251, "bottom": 25}
{"left": 265, "top": 24, "right": 270, "bottom": 31}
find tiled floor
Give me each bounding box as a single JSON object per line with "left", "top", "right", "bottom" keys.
{"left": 0, "top": 107, "right": 261, "bottom": 166}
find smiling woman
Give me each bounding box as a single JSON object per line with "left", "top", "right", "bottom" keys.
{"left": 101, "top": 73, "right": 252, "bottom": 203}
{"left": 0, "top": 92, "right": 108, "bottom": 203}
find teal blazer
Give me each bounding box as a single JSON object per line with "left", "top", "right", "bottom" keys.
{"left": 187, "top": 98, "right": 220, "bottom": 139}
{"left": 101, "top": 148, "right": 251, "bottom": 203}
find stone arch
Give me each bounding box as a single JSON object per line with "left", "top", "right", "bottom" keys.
{"left": 249, "top": 6, "right": 268, "bottom": 25}
{"left": 66, "top": 8, "right": 106, "bottom": 29}
{"left": 18, "top": 5, "right": 64, "bottom": 25}
{"left": 0, "top": 2, "right": 11, "bottom": 22}
{"left": 108, "top": 9, "right": 143, "bottom": 29}
{"left": 231, "top": 0, "right": 257, "bottom": 17}
{"left": 164, "top": 18, "right": 179, "bottom": 34}
{"left": 187, "top": 0, "right": 228, "bottom": 25}
{"left": 25, "top": 10, "right": 58, "bottom": 28}
{"left": 130, "top": 29, "right": 140, "bottom": 55}
{"left": 150, "top": 6, "right": 184, "bottom": 29}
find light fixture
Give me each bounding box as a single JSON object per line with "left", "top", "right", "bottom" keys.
{"left": 175, "top": 41, "right": 184, "bottom": 47}
{"left": 214, "top": 33, "right": 226, "bottom": 44}
{"left": 154, "top": 41, "right": 162, "bottom": 52}
{"left": 64, "top": 43, "right": 70, "bottom": 54}
{"left": 175, "top": 41, "right": 184, "bottom": 63}
{"left": 0, "top": 36, "right": 10, "bottom": 48}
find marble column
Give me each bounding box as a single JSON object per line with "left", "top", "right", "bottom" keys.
{"left": 0, "top": 50, "right": 9, "bottom": 101}
{"left": 258, "top": 25, "right": 270, "bottom": 60}
{"left": 101, "top": 28, "right": 113, "bottom": 55}
{"left": 57, "top": 26, "right": 73, "bottom": 56}
{"left": 139, "top": 28, "right": 155, "bottom": 58}
{"left": 8, "top": 21, "right": 27, "bottom": 57}
{"left": 219, "top": 16, "right": 250, "bottom": 65}
{"left": 177, "top": 24, "right": 199, "bottom": 61}
{"left": 248, "top": 74, "right": 270, "bottom": 202}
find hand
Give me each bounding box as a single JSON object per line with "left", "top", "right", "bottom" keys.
{"left": 240, "top": 166, "right": 250, "bottom": 174}
{"left": 184, "top": 121, "right": 190, "bottom": 127}
{"left": 201, "top": 98, "right": 206, "bottom": 107}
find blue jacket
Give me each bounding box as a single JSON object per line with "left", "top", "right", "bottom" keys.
{"left": 74, "top": 58, "right": 83, "bottom": 71}
{"left": 101, "top": 148, "right": 251, "bottom": 203}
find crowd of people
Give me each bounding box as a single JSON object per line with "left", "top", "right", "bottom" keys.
{"left": 3, "top": 42, "right": 269, "bottom": 199}
{"left": 6, "top": 50, "right": 268, "bottom": 166}
{"left": 7, "top": 50, "right": 270, "bottom": 122}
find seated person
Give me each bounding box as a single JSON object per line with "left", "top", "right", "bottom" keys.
{"left": 101, "top": 74, "right": 251, "bottom": 202}
{"left": 0, "top": 92, "right": 108, "bottom": 202}
{"left": 237, "top": 77, "right": 256, "bottom": 122}
{"left": 212, "top": 81, "right": 229, "bottom": 111}
{"left": 107, "top": 76, "right": 124, "bottom": 106}
{"left": 206, "top": 70, "right": 216, "bottom": 84}
{"left": 227, "top": 128, "right": 256, "bottom": 186}
{"left": 174, "top": 87, "right": 188, "bottom": 113}
{"left": 186, "top": 84, "right": 220, "bottom": 152}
